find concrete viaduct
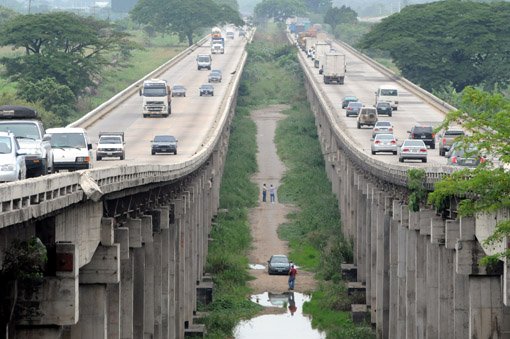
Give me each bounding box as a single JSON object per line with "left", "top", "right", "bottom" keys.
{"left": 1, "top": 29, "right": 510, "bottom": 339}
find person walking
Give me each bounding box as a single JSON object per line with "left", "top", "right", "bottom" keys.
{"left": 262, "top": 183, "right": 267, "bottom": 202}
{"left": 288, "top": 264, "right": 297, "bottom": 290}
{"left": 269, "top": 184, "right": 276, "bottom": 203}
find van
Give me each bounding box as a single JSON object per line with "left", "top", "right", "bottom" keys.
{"left": 196, "top": 54, "right": 212, "bottom": 70}
{"left": 46, "top": 127, "right": 93, "bottom": 171}
{"left": 375, "top": 85, "right": 399, "bottom": 110}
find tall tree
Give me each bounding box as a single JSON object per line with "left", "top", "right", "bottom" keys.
{"left": 358, "top": 1, "right": 510, "bottom": 92}
{"left": 324, "top": 5, "right": 357, "bottom": 28}
{"left": 304, "top": 0, "right": 332, "bottom": 14}
{"left": 131, "top": 0, "right": 243, "bottom": 46}
{"left": 0, "top": 12, "right": 135, "bottom": 95}
{"left": 254, "top": 0, "right": 306, "bottom": 22}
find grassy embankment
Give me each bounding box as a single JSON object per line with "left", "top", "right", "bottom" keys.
{"left": 202, "top": 23, "right": 373, "bottom": 338}
{"left": 0, "top": 31, "right": 188, "bottom": 124}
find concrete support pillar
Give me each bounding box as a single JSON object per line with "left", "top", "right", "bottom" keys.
{"left": 133, "top": 246, "right": 145, "bottom": 339}
{"left": 161, "top": 228, "right": 170, "bottom": 339}
{"left": 120, "top": 251, "right": 134, "bottom": 339}
{"left": 107, "top": 283, "right": 121, "bottom": 339}
{"left": 406, "top": 228, "right": 417, "bottom": 339}
{"left": 397, "top": 204, "right": 409, "bottom": 338}
{"left": 357, "top": 178, "right": 367, "bottom": 283}
{"left": 71, "top": 285, "right": 107, "bottom": 339}
{"left": 445, "top": 220, "right": 460, "bottom": 250}
{"left": 388, "top": 200, "right": 401, "bottom": 339}
{"left": 376, "top": 195, "right": 391, "bottom": 338}
{"left": 153, "top": 230, "right": 163, "bottom": 339}
{"left": 369, "top": 187, "right": 377, "bottom": 322}
{"left": 415, "top": 226, "right": 426, "bottom": 339}
{"left": 453, "top": 271, "right": 469, "bottom": 339}
{"left": 438, "top": 246, "right": 454, "bottom": 337}
{"left": 469, "top": 276, "right": 504, "bottom": 337}
{"left": 425, "top": 241, "right": 438, "bottom": 339}
{"left": 141, "top": 215, "right": 155, "bottom": 339}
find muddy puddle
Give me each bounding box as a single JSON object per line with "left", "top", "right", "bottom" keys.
{"left": 234, "top": 292, "right": 325, "bottom": 339}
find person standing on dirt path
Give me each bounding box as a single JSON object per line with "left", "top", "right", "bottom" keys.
{"left": 269, "top": 184, "right": 276, "bottom": 203}
{"left": 288, "top": 264, "right": 297, "bottom": 290}
{"left": 262, "top": 184, "right": 267, "bottom": 202}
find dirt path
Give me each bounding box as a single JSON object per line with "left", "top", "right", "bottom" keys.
{"left": 248, "top": 105, "right": 317, "bottom": 295}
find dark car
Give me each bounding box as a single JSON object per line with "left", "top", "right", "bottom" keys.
{"left": 342, "top": 96, "right": 359, "bottom": 108}
{"left": 171, "top": 84, "right": 186, "bottom": 97}
{"left": 208, "top": 70, "right": 222, "bottom": 83}
{"left": 199, "top": 84, "right": 214, "bottom": 96}
{"left": 408, "top": 125, "right": 435, "bottom": 149}
{"left": 267, "top": 254, "right": 291, "bottom": 275}
{"left": 375, "top": 101, "right": 393, "bottom": 117}
{"left": 345, "top": 102, "right": 363, "bottom": 117}
{"left": 446, "top": 143, "right": 485, "bottom": 167}
{"left": 151, "top": 135, "right": 177, "bottom": 155}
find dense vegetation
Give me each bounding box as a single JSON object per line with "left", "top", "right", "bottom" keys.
{"left": 254, "top": 0, "right": 332, "bottom": 21}
{"left": 358, "top": 1, "right": 510, "bottom": 92}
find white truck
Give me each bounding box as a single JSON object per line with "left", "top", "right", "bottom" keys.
{"left": 305, "top": 37, "right": 317, "bottom": 57}
{"left": 322, "top": 53, "right": 346, "bottom": 84}
{"left": 211, "top": 38, "right": 224, "bottom": 54}
{"left": 139, "top": 79, "right": 171, "bottom": 118}
{"left": 314, "top": 42, "right": 330, "bottom": 69}
{"left": 96, "top": 132, "right": 125, "bottom": 161}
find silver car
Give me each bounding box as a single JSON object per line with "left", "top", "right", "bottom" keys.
{"left": 398, "top": 139, "right": 428, "bottom": 163}
{"left": 371, "top": 121, "right": 394, "bottom": 138}
{"left": 371, "top": 133, "right": 398, "bottom": 155}
{"left": 0, "top": 131, "right": 26, "bottom": 182}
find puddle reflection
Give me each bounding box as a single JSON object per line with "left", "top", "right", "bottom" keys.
{"left": 248, "top": 264, "right": 266, "bottom": 270}
{"left": 235, "top": 292, "right": 325, "bottom": 339}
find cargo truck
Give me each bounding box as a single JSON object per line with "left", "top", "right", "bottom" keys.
{"left": 305, "top": 37, "right": 317, "bottom": 57}
{"left": 314, "top": 42, "right": 330, "bottom": 68}
{"left": 139, "top": 79, "right": 171, "bottom": 118}
{"left": 323, "top": 53, "right": 346, "bottom": 84}
{"left": 211, "top": 37, "right": 224, "bottom": 54}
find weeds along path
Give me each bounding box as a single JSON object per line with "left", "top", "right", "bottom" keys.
{"left": 248, "top": 105, "right": 317, "bottom": 295}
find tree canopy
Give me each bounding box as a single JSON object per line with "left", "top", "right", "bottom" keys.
{"left": 131, "top": 0, "right": 243, "bottom": 46}
{"left": 254, "top": 0, "right": 307, "bottom": 22}
{"left": 0, "top": 12, "right": 135, "bottom": 95}
{"left": 358, "top": 1, "right": 510, "bottom": 92}
{"left": 324, "top": 5, "right": 358, "bottom": 28}
{"left": 428, "top": 87, "right": 510, "bottom": 263}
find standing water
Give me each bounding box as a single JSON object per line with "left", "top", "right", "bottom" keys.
{"left": 234, "top": 292, "right": 325, "bottom": 339}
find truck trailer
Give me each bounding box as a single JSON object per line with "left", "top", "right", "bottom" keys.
{"left": 314, "top": 42, "right": 330, "bottom": 68}
{"left": 322, "top": 53, "right": 346, "bottom": 84}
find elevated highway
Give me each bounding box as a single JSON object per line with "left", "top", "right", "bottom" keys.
{"left": 293, "top": 33, "right": 510, "bottom": 338}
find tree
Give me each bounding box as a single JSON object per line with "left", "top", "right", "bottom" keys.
{"left": 358, "top": 1, "right": 510, "bottom": 92}
{"left": 428, "top": 87, "right": 510, "bottom": 263}
{"left": 0, "top": 12, "right": 135, "bottom": 95}
{"left": 303, "top": 0, "right": 331, "bottom": 14}
{"left": 0, "top": 5, "right": 18, "bottom": 25}
{"left": 131, "top": 0, "right": 243, "bottom": 46}
{"left": 254, "top": 0, "right": 306, "bottom": 22}
{"left": 324, "top": 5, "right": 358, "bottom": 28}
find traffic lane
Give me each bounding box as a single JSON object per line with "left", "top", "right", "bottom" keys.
{"left": 90, "top": 38, "right": 247, "bottom": 167}
{"left": 301, "top": 48, "right": 446, "bottom": 166}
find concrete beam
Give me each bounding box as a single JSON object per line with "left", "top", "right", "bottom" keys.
{"left": 469, "top": 276, "right": 504, "bottom": 337}
{"left": 445, "top": 220, "right": 459, "bottom": 250}
{"left": 430, "top": 215, "right": 445, "bottom": 245}
{"left": 419, "top": 209, "right": 435, "bottom": 236}
{"left": 101, "top": 217, "right": 115, "bottom": 246}
{"left": 70, "top": 285, "right": 107, "bottom": 339}
{"left": 126, "top": 218, "right": 142, "bottom": 248}
{"left": 80, "top": 244, "right": 120, "bottom": 284}
{"left": 114, "top": 227, "right": 129, "bottom": 260}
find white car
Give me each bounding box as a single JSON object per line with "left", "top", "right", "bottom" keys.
{"left": 47, "top": 128, "right": 93, "bottom": 171}
{"left": 0, "top": 131, "right": 26, "bottom": 182}
{"left": 398, "top": 139, "right": 428, "bottom": 163}
{"left": 371, "top": 133, "right": 398, "bottom": 155}
{"left": 372, "top": 121, "right": 394, "bottom": 138}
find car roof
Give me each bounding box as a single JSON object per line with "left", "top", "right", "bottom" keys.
{"left": 403, "top": 139, "right": 426, "bottom": 145}
{"left": 374, "top": 133, "right": 395, "bottom": 138}
{"left": 348, "top": 101, "right": 362, "bottom": 106}
{"left": 343, "top": 96, "right": 357, "bottom": 99}
{"left": 46, "top": 127, "right": 86, "bottom": 134}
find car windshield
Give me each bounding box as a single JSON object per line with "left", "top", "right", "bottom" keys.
{"left": 380, "top": 89, "right": 398, "bottom": 96}
{"left": 201, "top": 85, "right": 213, "bottom": 89}
{"left": 0, "top": 136, "right": 12, "bottom": 154}
{"left": 143, "top": 87, "right": 167, "bottom": 97}
{"left": 404, "top": 140, "right": 425, "bottom": 147}
{"left": 375, "top": 134, "right": 394, "bottom": 140}
{"left": 344, "top": 97, "right": 357, "bottom": 101}
{"left": 212, "top": 70, "right": 221, "bottom": 74}
{"left": 349, "top": 102, "right": 362, "bottom": 108}
{"left": 51, "top": 133, "right": 86, "bottom": 148}
{"left": 362, "top": 108, "right": 376, "bottom": 114}
{"left": 99, "top": 136, "right": 122, "bottom": 144}
{"left": 271, "top": 256, "right": 288, "bottom": 264}
{"left": 377, "top": 102, "right": 391, "bottom": 107}
{"left": 173, "top": 85, "right": 185, "bottom": 91}
{"left": 0, "top": 122, "right": 40, "bottom": 139}
{"left": 198, "top": 56, "right": 210, "bottom": 62}
{"left": 154, "top": 135, "right": 175, "bottom": 142}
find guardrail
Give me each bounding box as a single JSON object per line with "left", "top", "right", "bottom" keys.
{"left": 68, "top": 36, "right": 210, "bottom": 129}
{"left": 0, "top": 34, "right": 251, "bottom": 229}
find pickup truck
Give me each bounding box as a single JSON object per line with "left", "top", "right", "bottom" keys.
{"left": 96, "top": 132, "right": 125, "bottom": 160}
